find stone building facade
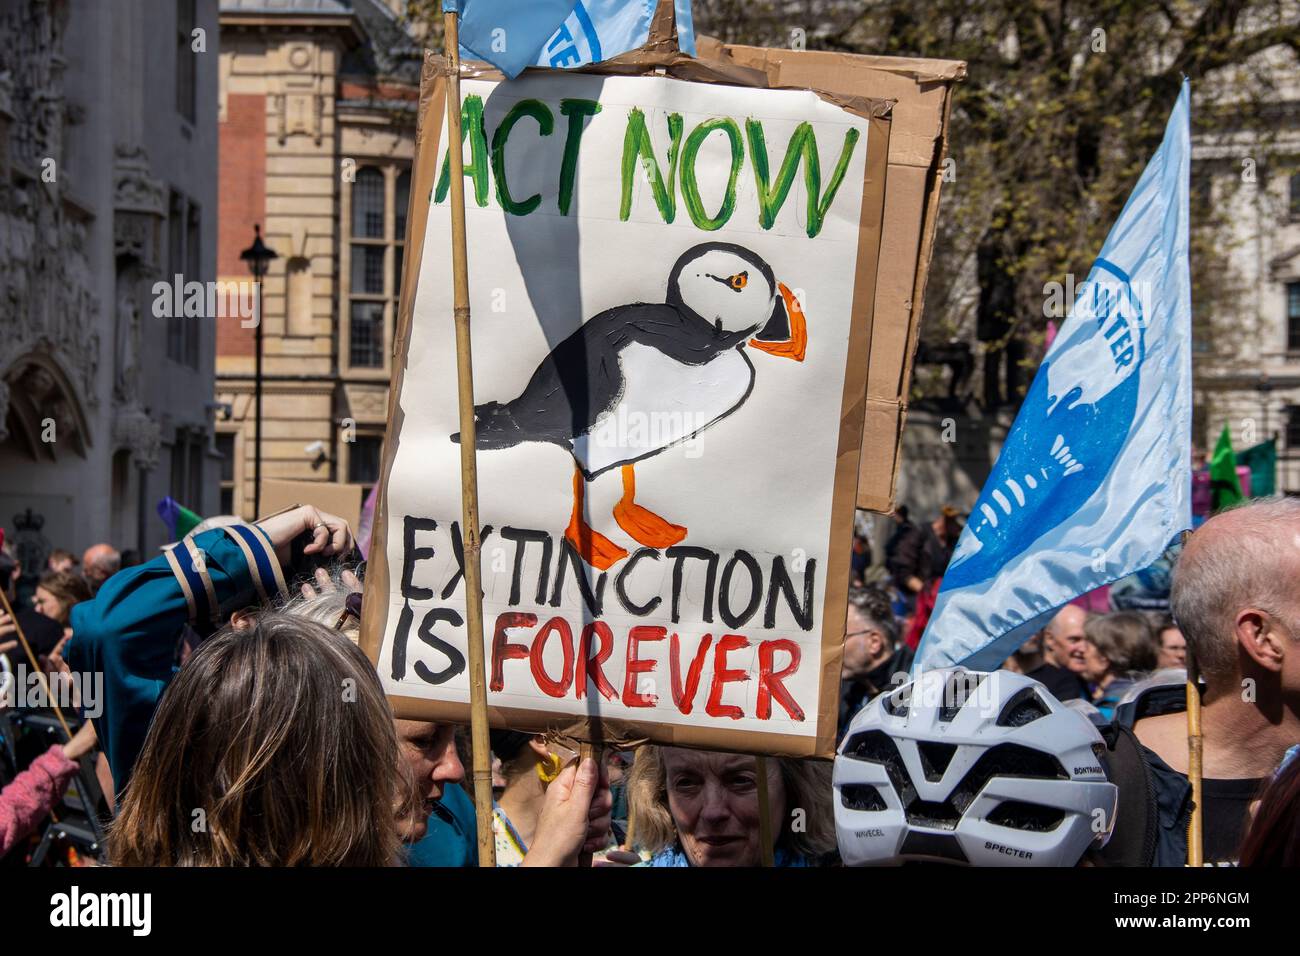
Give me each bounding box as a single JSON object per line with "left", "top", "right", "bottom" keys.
{"left": 215, "top": 0, "right": 416, "bottom": 518}
{"left": 0, "top": 0, "right": 220, "bottom": 571}
{"left": 1193, "top": 48, "right": 1300, "bottom": 493}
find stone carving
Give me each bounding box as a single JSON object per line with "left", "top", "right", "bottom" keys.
{"left": 112, "top": 145, "right": 167, "bottom": 218}
{"left": 112, "top": 402, "right": 161, "bottom": 471}
{"left": 0, "top": 0, "right": 98, "bottom": 435}
{"left": 114, "top": 276, "right": 142, "bottom": 404}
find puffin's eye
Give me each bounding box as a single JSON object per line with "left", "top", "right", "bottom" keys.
{"left": 730, "top": 272, "right": 748, "bottom": 290}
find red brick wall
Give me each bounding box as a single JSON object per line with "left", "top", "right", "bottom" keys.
{"left": 217, "top": 93, "right": 266, "bottom": 358}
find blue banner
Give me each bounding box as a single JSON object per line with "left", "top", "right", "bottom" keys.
{"left": 453, "top": 1, "right": 695, "bottom": 79}
{"left": 915, "top": 81, "right": 1194, "bottom": 673}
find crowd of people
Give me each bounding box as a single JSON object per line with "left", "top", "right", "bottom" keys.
{"left": 1, "top": 498, "right": 1298, "bottom": 867}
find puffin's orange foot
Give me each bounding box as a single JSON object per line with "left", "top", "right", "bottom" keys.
{"left": 613, "top": 499, "right": 687, "bottom": 548}
{"left": 565, "top": 517, "right": 628, "bottom": 571}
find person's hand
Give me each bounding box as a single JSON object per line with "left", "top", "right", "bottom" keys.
{"left": 521, "top": 757, "right": 602, "bottom": 867}
{"left": 0, "top": 610, "right": 18, "bottom": 656}
{"left": 46, "top": 643, "right": 80, "bottom": 709}
{"left": 61, "top": 720, "right": 97, "bottom": 761}
{"left": 299, "top": 566, "right": 362, "bottom": 600}
{"left": 256, "top": 505, "right": 354, "bottom": 567}
{"left": 582, "top": 759, "right": 614, "bottom": 855}
{"left": 593, "top": 848, "right": 642, "bottom": 867}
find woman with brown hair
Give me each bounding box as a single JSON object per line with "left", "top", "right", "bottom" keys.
{"left": 108, "top": 613, "right": 410, "bottom": 866}
{"left": 33, "top": 570, "right": 92, "bottom": 627}
{"left": 626, "top": 745, "right": 836, "bottom": 866}
{"left": 1082, "top": 611, "right": 1157, "bottom": 719}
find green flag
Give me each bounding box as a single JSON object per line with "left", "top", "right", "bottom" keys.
{"left": 157, "top": 495, "right": 203, "bottom": 540}
{"left": 1236, "top": 438, "right": 1277, "bottom": 498}
{"left": 1210, "top": 424, "right": 1244, "bottom": 511}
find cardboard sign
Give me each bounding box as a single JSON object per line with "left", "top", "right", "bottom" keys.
{"left": 695, "top": 42, "right": 965, "bottom": 513}
{"left": 260, "top": 479, "right": 364, "bottom": 535}
{"left": 362, "top": 54, "right": 890, "bottom": 758}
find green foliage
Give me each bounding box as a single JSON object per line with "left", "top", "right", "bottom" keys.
{"left": 695, "top": 0, "right": 1300, "bottom": 406}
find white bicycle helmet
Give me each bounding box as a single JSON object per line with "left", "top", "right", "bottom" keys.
{"left": 834, "top": 667, "right": 1117, "bottom": 866}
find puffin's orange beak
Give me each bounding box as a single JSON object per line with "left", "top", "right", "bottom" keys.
{"left": 749, "top": 282, "right": 807, "bottom": 362}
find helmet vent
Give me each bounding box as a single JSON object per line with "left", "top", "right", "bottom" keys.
{"left": 987, "top": 800, "right": 1065, "bottom": 832}
{"left": 908, "top": 799, "right": 962, "bottom": 830}
{"left": 996, "top": 687, "right": 1051, "bottom": 727}
{"left": 844, "top": 735, "right": 1069, "bottom": 834}
{"left": 917, "top": 741, "right": 959, "bottom": 782}
{"left": 842, "top": 731, "right": 914, "bottom": 803}
{"left": 881, "top": 687, "right": 910, "bottom": 718}
{"left": 938, "top": 672, "right": 987, "bottom": 722}
{"left": 840, "top": 784, "right": 887, "bottom": 812}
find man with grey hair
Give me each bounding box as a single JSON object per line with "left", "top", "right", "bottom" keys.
{"left": 839, "top": 585, "right": 911, "bottom": 738}
{"left": 1131, "top": 497, "right": 1300, "bottom": 864}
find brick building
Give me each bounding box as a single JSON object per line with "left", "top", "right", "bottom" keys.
{"left": 215, "top": 0, "right": 417, "bottom": 517}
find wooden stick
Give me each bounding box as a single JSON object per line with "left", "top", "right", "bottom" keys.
{"left": 442, "top": 8, "right": 495, "bottom": 870}
{"left": 756, "top": 754, "right": 775, "bottom": 867}
{"left": 1179, "top": 528, "right": 1202, "bottom": 867}
{"left": 0, "top": 588, "right": 73, "bottom": 739}
{"left": 1185, "top": 651, "right": 1204, "bottom": 867}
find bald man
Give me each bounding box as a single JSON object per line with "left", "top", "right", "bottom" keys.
{"left": 81, "top": 543, "right": 121, "bottom": 595}
{"left": 1020, "top": 604, "right": 1090, "bottom": 702}
{"left": 1132, "top": 499, "right": 1300, "bottom": 864}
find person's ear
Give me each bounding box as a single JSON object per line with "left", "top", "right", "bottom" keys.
{"left": 1237, "top": 608, "right": 1285, "bottom": 673}
{"left": 526, "top": 736, "right": 554, "bottom": 765}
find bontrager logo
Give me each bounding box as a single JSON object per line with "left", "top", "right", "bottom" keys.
{"left": 49, "top": 887, "right": 151, "bottom": 936}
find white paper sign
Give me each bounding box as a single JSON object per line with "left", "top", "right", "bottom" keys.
{"left": 377, "top": 70, "right": 870, "bottom": 751}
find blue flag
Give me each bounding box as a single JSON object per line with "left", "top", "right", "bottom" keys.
{"left": 914, "top": 81, "right": 1194, "bottom": 673}
{"left": 450, "top": 0, "right": 695, "bottom": 79}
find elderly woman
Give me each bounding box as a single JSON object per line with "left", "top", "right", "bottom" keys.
{"left": 626, "top": 745, "right": 835, "bottom": 866}
{"left": 1082, "top": 611, "right": 1157, "bottom": 719}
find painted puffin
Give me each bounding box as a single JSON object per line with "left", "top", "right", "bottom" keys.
{"left": 452, "top": 241, "right": 807, "bottom": 571}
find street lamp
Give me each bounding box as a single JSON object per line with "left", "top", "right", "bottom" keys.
{"left": 240, "top": 224, "right": 277, "bottom": 518}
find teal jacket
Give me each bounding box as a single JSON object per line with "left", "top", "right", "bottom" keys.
{"left": 407, "top": 782, "right": 478, "bottom": 867}
{"left": 65, "top": 525, "right": 284, "bottom": 795}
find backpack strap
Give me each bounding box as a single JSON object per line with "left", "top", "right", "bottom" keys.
{"left": 1096, "top": 722, "right": 1160, "bottom": 867}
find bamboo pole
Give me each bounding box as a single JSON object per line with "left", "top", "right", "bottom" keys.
{"left": 0, "top": 588, "right": 73, "bottom": 739}
{"left": 442, "top": 8, "right": 496, "bottom": 869}
{"left": 756, "top": 754, "right": 775, "bottom": 867}
{"left": 1179, "top": 528, "right": 1202, "bottom": 867}
{"left": 1185, "top": 651, "right": 1203, "bottom": 867}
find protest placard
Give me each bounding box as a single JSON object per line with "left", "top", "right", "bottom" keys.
{"left": 361, "top": 53, "right": 891, "bottom": 757}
